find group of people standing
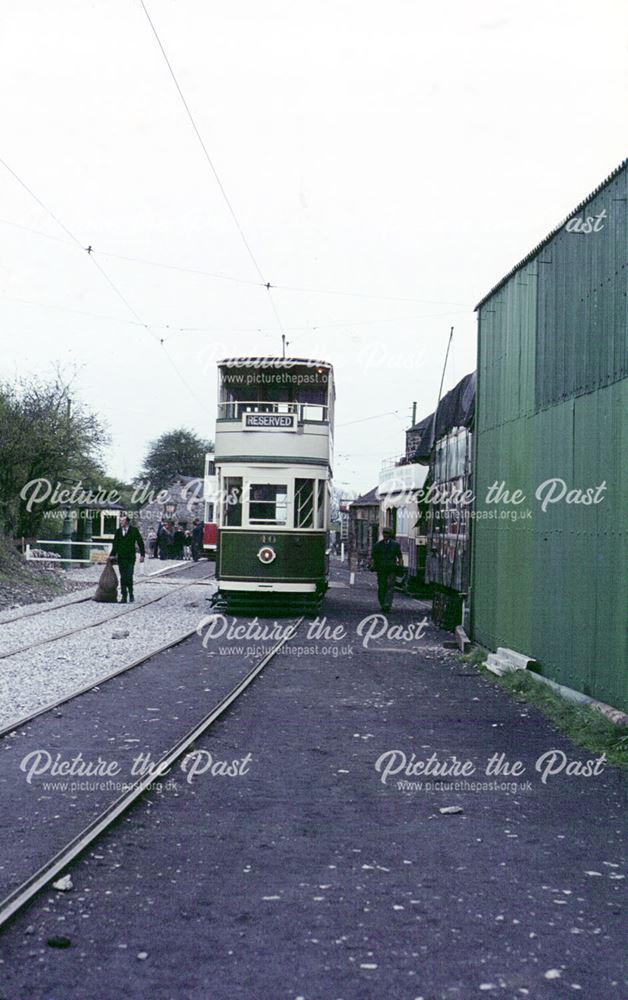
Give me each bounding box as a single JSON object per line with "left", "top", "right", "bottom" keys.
{"left": 149, "top": 518, "right": 204, "bottom": 561}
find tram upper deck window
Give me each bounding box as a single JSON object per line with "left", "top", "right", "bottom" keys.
{"left": 248, "top": 484, "right": 288, "bottom": 525}
{"left": 219, "top": 364, "right": 331, "bottom": 422}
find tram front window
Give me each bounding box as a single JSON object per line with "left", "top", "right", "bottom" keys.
{"left": 295, "top": 479, "right": 314, "bottom": 528}
{"left": 224, "top": 478, "right": 243, "bottom": 527}
{"left": 249, "top": 484, "right": 288, "bottom": 525}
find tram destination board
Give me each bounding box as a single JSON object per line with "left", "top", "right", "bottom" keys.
{"left": 241, "top": 412, "right": 297, "bottom": 431}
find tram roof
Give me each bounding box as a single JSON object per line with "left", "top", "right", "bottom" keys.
{"left": 218, "top": 356, "right": 333, "bottom": 372}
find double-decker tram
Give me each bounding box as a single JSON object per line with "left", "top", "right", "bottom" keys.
{"left": 213, "top": 356, "right": 334, "bottom": 612}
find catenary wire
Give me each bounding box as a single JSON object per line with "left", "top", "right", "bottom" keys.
{"left": 138, "top": 0, "right": 266, "bottom": 287}
{"left": 0, "top": 216, "right": 473, "bottom": 314}
{"left": 138, "top": 0, "right": 288, "bottom": 346}
{"left": 0, "top": 156, "right": 158, "bottom": 340}
{"left": 337, "top": 409, "right": 403, "bottom": 427}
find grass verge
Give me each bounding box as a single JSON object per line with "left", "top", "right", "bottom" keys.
{"left": 460, "top": 646, "right": 628, "bottom": 769}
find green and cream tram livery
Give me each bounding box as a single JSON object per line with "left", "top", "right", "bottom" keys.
{"left": 214, "top": 357, "right": 334, "bottom": 611}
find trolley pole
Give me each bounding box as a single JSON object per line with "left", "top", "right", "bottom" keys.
{"left": 430, "top": 327, "right": 454, "bottom": 447}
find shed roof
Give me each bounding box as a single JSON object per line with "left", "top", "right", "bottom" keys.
{"left": 350, "top": 486, "right": 379, "bottom": 506}
{"left": 411, "top": 372, "right": 476, "bottom": 462}
{"left": 475, "top": 157, "right": 628, "bottom": 310}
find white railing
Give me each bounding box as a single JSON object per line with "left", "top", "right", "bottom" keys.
{"left": 26, "top": 540, "right": 111, "bottom": 565}
{"left": 380, "top": 455, "right": 406, "bottom": 472}
{"left": 218, "top": 400, "right": 328, "bottom": 422}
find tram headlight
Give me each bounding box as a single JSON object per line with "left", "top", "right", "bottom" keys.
{"left": 257, "top": 545, "right": 276, "bottom": 564}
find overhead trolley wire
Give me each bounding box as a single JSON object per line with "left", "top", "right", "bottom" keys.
{"left": 139, "top": 0, "right": 296, "bottom": 345}
{"left": 159, "top": 340, "right": 213, "bottom": 416}
{"left": 275, "top": 282, "right": 471, "bottom": 307}
{"left": 96, "top": 249, "right": 264, "bottom": 288}
{"left": 0, "top": 162, "right": 214, "bottom": 406}
{"left": 0, "top": 156, "right": 157, "bottom": 340}
{"left": 0, "top": 292, "right": 163, "bottom": 329}
{"left": 0, "top": 216, "right": 74, "bottom": 246}
{"left": 337, "top": 409, "right": 403, "bottom": 428}
{"left": 138, "top": 0, "right": 266, "bottom": 286}
{"left": 0, "top": 215, "right": 473, "bottom": 315}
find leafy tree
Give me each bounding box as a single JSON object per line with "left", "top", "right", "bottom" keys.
{"left": 138, "top": 429, "right": 213, "bottom": 491}
{"left": 0, "top": 373, "right": 109, "bottom": 537}
{"left": 330, "top": 484, "right": 360, "bottom": 521}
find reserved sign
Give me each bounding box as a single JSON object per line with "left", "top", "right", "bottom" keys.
{"left": 242, "top": 412, "right": 297, "bottom": 431}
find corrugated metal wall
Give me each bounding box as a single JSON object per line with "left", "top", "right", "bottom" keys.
{"left": 472, "top": 163, "right": 627, "bottom": 711}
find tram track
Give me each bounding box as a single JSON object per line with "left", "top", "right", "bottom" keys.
{"left": 0, "top": 566, "right": 218, "bottom": 738}
{"left": 0, "top": 557, "right": 215, "bottom": 627}
{"left": 0, "top": 591, "right": 95, "bottom": 626}
{"left": 0, "top": 617, "right": 303, "bottom": 930}
{"left": 0, "top": 580, "right": 211, "bottom": 661}
{"left": 0, "top": 622, "right": 201, "bottom": 739}
{"left": 0, "top": 559, "right": 216, "bottom": 658}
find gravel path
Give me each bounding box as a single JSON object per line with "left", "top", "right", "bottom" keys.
{"left": 0, "top": 573, "right": 216, "bottom": 732}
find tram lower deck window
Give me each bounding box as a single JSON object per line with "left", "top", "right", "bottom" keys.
{"left": 295, "top": 479, "right": 314, "bottom": 528}
{"left": 248, "top": 484, "right": 288, "bottom": 525}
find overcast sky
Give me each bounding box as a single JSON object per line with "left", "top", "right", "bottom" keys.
{"left": 0, "top": 0, "right": 625, "bottom": 493}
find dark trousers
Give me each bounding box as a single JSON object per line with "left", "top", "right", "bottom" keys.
{"left": 118, "top": 559, "right": 135, "bottom": 599}
{"left": 377, "top": 571, "right": 396, "bottom": 611}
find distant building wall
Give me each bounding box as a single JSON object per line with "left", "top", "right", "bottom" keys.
{"left": 136, "top": 476, "right": 204, "bottom": 544}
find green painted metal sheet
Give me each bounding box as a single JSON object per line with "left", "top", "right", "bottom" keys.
{"left": 472, "top": 162, "right": 628, "bottom": 712}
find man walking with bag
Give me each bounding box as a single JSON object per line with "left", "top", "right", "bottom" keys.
{"left": 110, "top": 515, "right": 145, "bottom": 603}
{"left": 371, "top": 526, "right": 403, "bottom": 613}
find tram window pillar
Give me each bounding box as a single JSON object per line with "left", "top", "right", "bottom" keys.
{"left": 315, "top": 479, "right": 326, "bottom": 529}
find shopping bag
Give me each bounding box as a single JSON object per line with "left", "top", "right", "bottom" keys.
{"left": 93, "top": 560, "right": 118, "bottom": 603}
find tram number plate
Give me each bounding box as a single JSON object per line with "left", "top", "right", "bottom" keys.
{"left": 261, "top": 535, "right": 277, "bottom": 543}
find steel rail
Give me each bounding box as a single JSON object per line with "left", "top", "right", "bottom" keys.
{"left": 0, "top": 592, "right": 95, "bottom": 626}
{"left": 0, "top": 617, "right": 303, "bottom": 930}
{"left": 0, "top": 558, "right": 213, "bottom": 626}
{"left": 0, "top": 580, "right": 211, "bottom": 660}
{"left": 0, "top": 623, "right": 201, "bottom": 739}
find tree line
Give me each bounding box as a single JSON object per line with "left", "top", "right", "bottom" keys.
{"left": 0, "top": 373, "right": 212, "bottom": 539}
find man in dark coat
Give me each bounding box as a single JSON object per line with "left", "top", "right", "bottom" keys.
{"left": 371, "top": 527, "right": 403, "bottom": 612}
{"left": 191, "top": 518, "right": 204, "bottom": 562}
{"left": 110, "top": 515, "right": 145, "bottom": 603}
{"left": 157, "top": 520, "right": 173, "bottom": 560}
{"left": 173, "top": 524, "right": 185, "bottom": 560}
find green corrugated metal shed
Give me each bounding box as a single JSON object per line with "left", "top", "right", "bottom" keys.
{"left": 472, "top": 159, "right": 627, "bottom": 712}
